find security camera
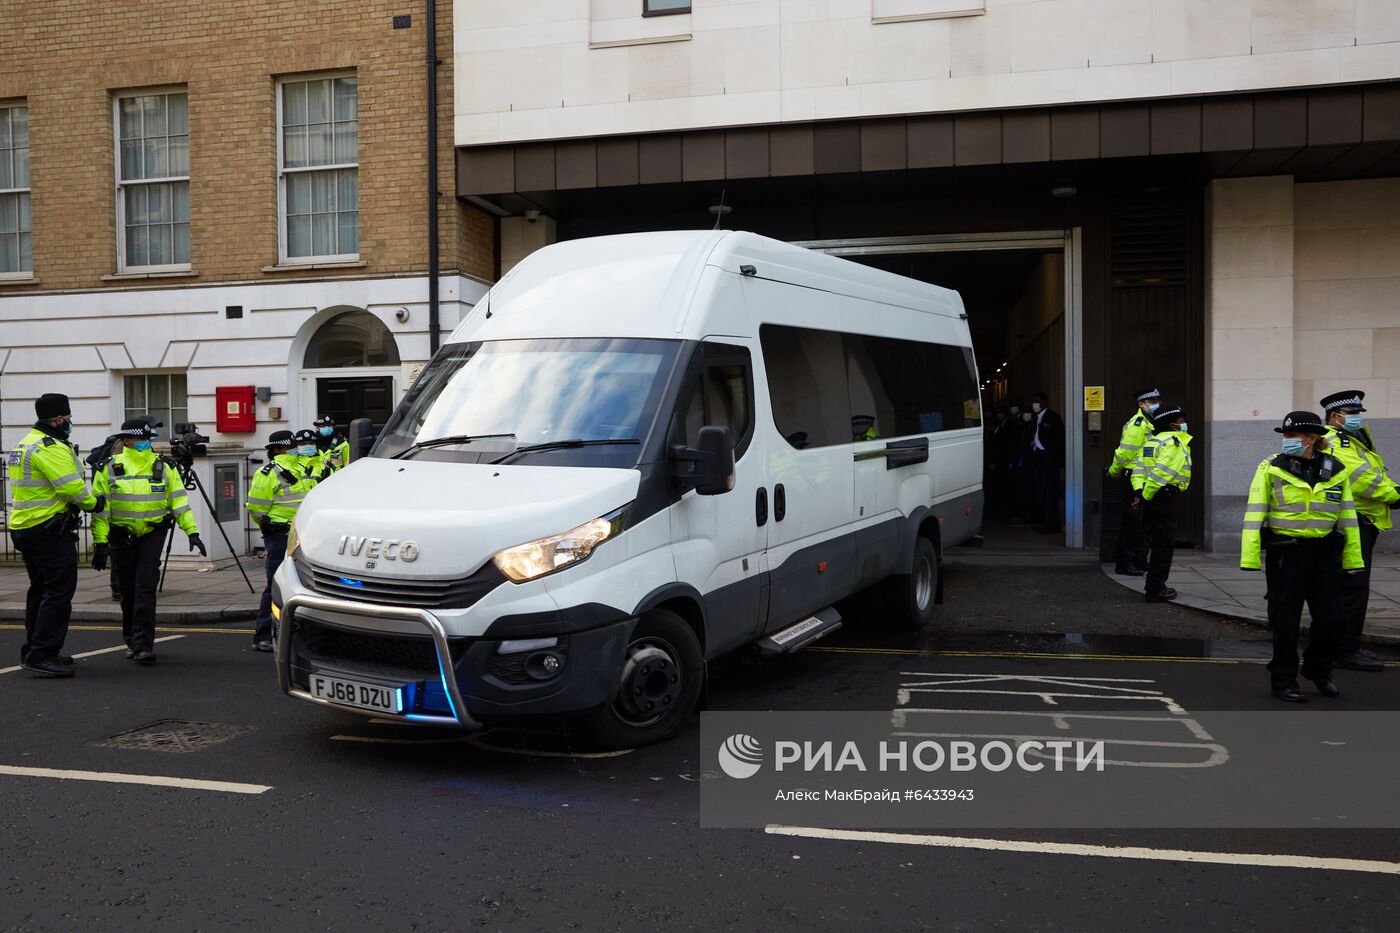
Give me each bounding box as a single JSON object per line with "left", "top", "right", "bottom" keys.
{"left": 524, "top": 209, "right": 540, "bottom": 224}
{"left": 394, "top": 307, "right": 410, "bottom": 323}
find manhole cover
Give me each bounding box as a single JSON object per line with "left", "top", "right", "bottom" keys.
{"left": 97, "top": 720, "right": 252, "bottom": 753}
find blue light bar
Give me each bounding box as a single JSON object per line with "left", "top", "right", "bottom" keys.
{"left": 337, "top": 577, "right": 366, "bottom": 588}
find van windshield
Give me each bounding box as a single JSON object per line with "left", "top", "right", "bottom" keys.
{"left": 373, "top": 338, "right": 681, "bottom": 467}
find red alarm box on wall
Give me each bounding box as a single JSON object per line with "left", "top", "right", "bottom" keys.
{"left": 216, "top": 386, "right": 257, "bottom": 433}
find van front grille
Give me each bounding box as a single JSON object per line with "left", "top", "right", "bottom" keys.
{"left": 293, "top": 551, "right": 505, "bottom": 608}
{"left": 293, "top": 618, "right": 469, "bottom": 683}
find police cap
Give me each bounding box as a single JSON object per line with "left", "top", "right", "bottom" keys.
{"left": 1319, "top": 390, "right": 1366, "bottom": 413}
{"left": 1274, "top": 411, "right": 1327, "bottom": 435}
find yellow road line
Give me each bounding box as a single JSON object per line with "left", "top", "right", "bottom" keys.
{"left": 808, "top": 646, "right": 1267, "bottom": 664}
{"left": 0, "top": 624, "right": 253, "bottom": 635}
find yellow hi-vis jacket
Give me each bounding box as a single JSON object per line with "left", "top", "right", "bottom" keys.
{"left": 245, "top": 453, "right": 319, "bottom": 527}
{"left": 92, "top": 448, "right": 198, "bottom": 543}
{"left": 5, "top": 427, "right": 97, "bottom": 529}
{"left": 1130, "top": 430, "right": 1193, "bottom": 501}
{"left": 1240, "top": 453, "right": 1364, "bottom": 570}
{"left": 1323, "top": 427, "right": 1399, "bottom": 531}
{"left": 1109, "top": 410, "right": 1152, "bottom": 477}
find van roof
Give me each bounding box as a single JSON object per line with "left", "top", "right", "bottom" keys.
{"left": 448, "top": 230, "right": 964, "bottom": 343}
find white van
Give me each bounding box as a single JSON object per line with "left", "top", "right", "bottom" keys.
{"left": 273, "top": 231, "right": 982, "bottom": 747}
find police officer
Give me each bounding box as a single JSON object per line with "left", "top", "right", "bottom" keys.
{"left": 1320, "top": 389, "right": 1398, "bottom": 672}
{"left": 1130, "top": 404, "right": 1192, "bottom": 603}
{"left": 1241, "top": 411, "right": 1364, "bottom": 702}
{"left": 246, "top": 430, "right": 319, "bottom": 652}
{"left": 5, "top": 393, "right": 104, "bottom": 677}
{"left": 1109, "top": 387, "right": 1162, "bottom": 576}
{"left": 91, "top": 420, "right": 206, "bottom": 665}
{"left": 295, "top": 428, "right": 334, "bottom": 482}
{"left": 312, "top": 414, "right": 349, "bottom": 472}
{"left": 86, "top": 415, "right": 161, "bottom": 602}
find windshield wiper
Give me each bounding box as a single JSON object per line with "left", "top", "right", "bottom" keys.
{"left": 490, "top": 438, "right": 640, "bottom": 466}
{"left": 391, "top": 433, "right": 517, "bottom": 460}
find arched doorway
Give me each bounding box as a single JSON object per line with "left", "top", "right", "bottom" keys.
{"left": 295, "top": 307, "right": 402, "bottom": 435}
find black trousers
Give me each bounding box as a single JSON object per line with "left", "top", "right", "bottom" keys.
{"left": 1115, "top": 475, "right": 1149, "bottom": 570}
{"left": 110, "top": 526, "right": 168, "bottom": 653}
{"left": 1265, "top": 536, "right": 1344, "bottom": 687}
{"left": 1030, "top": 450, "right": 1061, "bottom": 532}
{"left": 1142, "top": 490, "right": 1176, "bottom": 596}
{"left": 255, "top": 528, "right": 288, "bottom": 643}
{"left": 1336, "top": 520, "right": 1380, "bottom": 658}
{"left": 10, "top": 520, "right": 79, "bottom": 665}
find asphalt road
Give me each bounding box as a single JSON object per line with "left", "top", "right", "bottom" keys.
{"left": 1, "top": 560, "right": 1398, "bottom": 932}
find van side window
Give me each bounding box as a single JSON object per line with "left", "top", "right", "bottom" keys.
{"left": 673, "top": 342, "right": 755, "bottom": 459}
{"left": 759, "top": 325, "right": 852, "bottom": 449}
{"left": 844, "top": 334, "right": 981, "bottom": 437}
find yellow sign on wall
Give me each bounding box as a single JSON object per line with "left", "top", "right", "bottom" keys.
{"left": 1083, "top": 386, "right": 1105, "bottom": 411}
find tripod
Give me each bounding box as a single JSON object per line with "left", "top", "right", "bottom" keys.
{"left": 158, "top": 457, "right": 256, "bottom": 594}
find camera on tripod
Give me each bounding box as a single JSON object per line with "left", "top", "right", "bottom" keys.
{"left": 169, "top": 421, "right": 210, "bottom": 465}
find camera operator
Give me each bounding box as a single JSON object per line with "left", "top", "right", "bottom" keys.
{"left": 91, "top": 419, "right": 206, "bottom": 665}
{"left": 245, "top": 430, "right": 318, "bottom": 653}
{"left": 312, "top": 413, "right": 349, "bottom": 472}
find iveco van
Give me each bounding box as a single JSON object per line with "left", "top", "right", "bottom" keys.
{"left": 274, "top": 231, "right": 982, "bottom": 747}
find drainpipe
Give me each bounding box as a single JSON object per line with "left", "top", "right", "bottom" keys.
{"left": 426, "top": 0, "right": 441, "bottom": 353}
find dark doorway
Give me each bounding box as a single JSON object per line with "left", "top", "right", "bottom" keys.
{"left": 317, "top": 376, "right": 395, "bottom": 435}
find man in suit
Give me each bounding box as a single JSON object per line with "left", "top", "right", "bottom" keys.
{"left": 1028, "top": 391, "right": 1065, "bottom": 534}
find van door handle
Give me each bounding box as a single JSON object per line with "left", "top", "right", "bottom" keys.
{"left": 756, "top": 486, "right": 768, "bottom": 527}
{"left": 774, "top": 483, "right": 786, "bottom": 522}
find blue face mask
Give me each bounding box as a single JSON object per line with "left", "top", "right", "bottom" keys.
{"left": 1282, "top": 437, "right": 1306, "bottom": 456}
{"left": 1344, "top": 414, "right": 1363, "bottom": 432}
{"left": 319, "top": 426, "right": 334, "bottom": 437}
{"left": 1147, "top": 402, "right": 1161, "bottom": 414}
{"left": 298, "top": 445, "right": 318, "bottom": 457}
{"left": 60, "top": 421, "right": 73, "bottom": 437}
{"left": 1178, "top": 422, "right": 1188, "bottom": 433}
{"left": 133, "top": 440, "right": 154, "bottom": 452}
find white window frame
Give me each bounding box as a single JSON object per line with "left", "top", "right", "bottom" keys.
{"left": 112, "top": 87, "right": 192, "bottom": 274}
{"left": 275, "top": 71, "right": 359, "bottom": 266}
{"left": 0, "top": 101, "right": 31, "bottom": 281}
{"left": 122, "top": 370, "right": 190, "bottom": 431}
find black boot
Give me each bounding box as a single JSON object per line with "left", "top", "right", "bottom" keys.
{"left": 1271, "top": 683, "right": 1307, "bottom": 703}
{"left": 1145, "top": 587, "right": 1178, "bottom": 603}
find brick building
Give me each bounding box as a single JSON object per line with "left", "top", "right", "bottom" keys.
{"left": 454, "top": 0, "right": 1400, "bottom": 556}
{"left": 0, "top": 0, "right": 494, "bottom": 558}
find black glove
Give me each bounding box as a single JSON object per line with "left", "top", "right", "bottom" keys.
{"left": 92, "top": 543, "right": 110, "bottom": 572}
{"left": 83, "top": 494, "right": 106, "bottom": 514}
{"left": 188, "top": 533, "right": 207, "bottom": 557}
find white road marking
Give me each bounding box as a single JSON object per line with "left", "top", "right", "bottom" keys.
{"left": 0, "top": 634, "right": 185, "bottom": 675}
{"left": 0, "top": 765, "right": 270, "bottom": 795}
{"left": 764, "top": 826, "right": 1400, "bottom": 875}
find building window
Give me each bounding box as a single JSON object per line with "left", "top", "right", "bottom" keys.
{"left": 124, "top": 372, "right": 188, "bottom": 431}
{"left": 115, "top": 91, "right": 190, "bottom": 271}
{"left": 643, "top": 0, "right": 690, "bottom": 14}
{"left": 278, "top": 74, "right": 358, "bottom": 262}
{"left": 0, "top": 104, "right": 30, "bottom": 277}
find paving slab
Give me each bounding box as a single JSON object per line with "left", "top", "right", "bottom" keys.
{"left": 1102, "top": 553, "right": 1400, "bottom": 646}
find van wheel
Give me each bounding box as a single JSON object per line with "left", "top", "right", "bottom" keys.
{"left": 578, "top": 609, "right": 704, "bottom": 750}
{"left": 879, "top": 536, "right": 938, "bottom": 631}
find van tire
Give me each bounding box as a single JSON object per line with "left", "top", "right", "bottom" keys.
{"left": 577, "top": 608, "right": 704, "bottom": 750}
{"left": 879, "top": 536, "right": 938, "bottom": 631}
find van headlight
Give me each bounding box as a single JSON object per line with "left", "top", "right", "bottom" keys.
{"left": 287, "top": 523, "right": 300, "bottom": 557}
{"left": 491, "top": 506, "right": 628, "bottom": 583}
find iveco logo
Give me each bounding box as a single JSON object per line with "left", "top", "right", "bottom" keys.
{"left": 337, "top": 535, "right": 419, "bottom": 565}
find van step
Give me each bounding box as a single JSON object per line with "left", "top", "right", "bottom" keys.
{"left": 755, "top": 607, "right": 843, "bottom": 655}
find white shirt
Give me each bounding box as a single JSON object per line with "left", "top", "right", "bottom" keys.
{"left": 1032, "top": 409, "right": 1047, "bottom": 451}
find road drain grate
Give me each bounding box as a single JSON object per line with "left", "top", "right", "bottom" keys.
{"left": 97, "top": 720, "right": 252, "bottom": 753}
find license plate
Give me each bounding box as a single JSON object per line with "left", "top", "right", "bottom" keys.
{"left": 308, "top": 674, "right": 400, "bottom": 713}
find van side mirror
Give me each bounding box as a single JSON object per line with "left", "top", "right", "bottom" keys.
{"left": 670, "top": 425, "right": 735, "bottom": 496}
{"left": 348, "top": 417, "right": 375, "bottom": 462}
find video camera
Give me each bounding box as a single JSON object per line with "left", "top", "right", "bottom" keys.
{"left": 169, "top": 421, "right": 210, "bottom": 465}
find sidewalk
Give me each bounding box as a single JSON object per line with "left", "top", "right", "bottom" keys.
{"left": 1101, "top": 552, "right": 1400, "bottom": 646}
{"left": 0, "top": 560, "right": 260, "bottom": 624}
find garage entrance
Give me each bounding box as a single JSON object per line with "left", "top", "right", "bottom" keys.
{"left": 802, "top": 231, "right": 1084, "bottom": 549}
